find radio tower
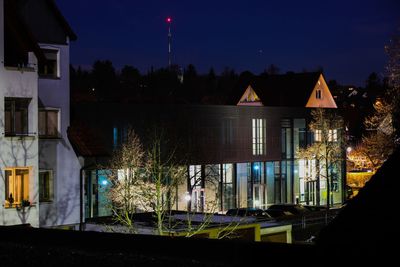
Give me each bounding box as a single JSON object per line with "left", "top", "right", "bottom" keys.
{"left": 166, "top": 17, "right": 172, "bottom": 68}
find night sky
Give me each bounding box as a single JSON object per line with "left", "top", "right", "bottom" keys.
{"left": 57, "top": 0, "right": 399, "bottom": 86}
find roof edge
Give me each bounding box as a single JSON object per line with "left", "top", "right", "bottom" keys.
{"left": 46, "top": 0, "right": 77, "bottom": 41}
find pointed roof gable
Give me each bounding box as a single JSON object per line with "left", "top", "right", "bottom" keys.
{"left": 235, "top": 72, "right": 332, "bottom": 107}
{"left": 305, "top": 74, "right": 337, "bottom": 108}
{"left": 237, "top": 85, "right": 263, "bottom": 106}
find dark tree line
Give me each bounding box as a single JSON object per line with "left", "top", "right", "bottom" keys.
{"left": 71, "top": 61, "right": 246, "bottom": 104}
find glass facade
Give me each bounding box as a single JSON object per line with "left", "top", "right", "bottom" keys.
{"left": 84, "top": 170, "right": 112, "bottom": 219}
{"left": 236, "top": 163, "right": 249, "bottom": 208}
{"left": 189, "top": 165, "right": 204, "bottom": 212}
{"left": 222, "top": 164, "right": 235, "bottom": 211}
{"left": 251, "top": 162, "right": 266, "bottom": 209}
{"left": 85, "top": 116, "right": 344, "bottom": 218}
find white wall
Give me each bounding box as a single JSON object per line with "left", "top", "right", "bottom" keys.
{"left": 0, "top": 0, "right": 40, "bottom": 226}
{"left": 38, "top": 42, "right": 81, "bottom": 227}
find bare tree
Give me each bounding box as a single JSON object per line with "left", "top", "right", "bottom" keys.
{"left": 106, "top": 129, "right": 146, "bottom": 233}
{"left": 361, "top": 98, "right": 396, "bottom": 171}
{"left": 106, "top": 129, "right": 242, "bottom": 238}
{"left": 297, "top": 108, "right": 344, "bottom": 208}
{"left": 385, "top": 29, "right": 400, "bottom": 139}
{"left": 105, "top": 129, "right": 186, "bottom": 235}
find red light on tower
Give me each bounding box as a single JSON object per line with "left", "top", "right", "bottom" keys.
{"left": 166, "top": 17, "right": 172, "bottom": 67}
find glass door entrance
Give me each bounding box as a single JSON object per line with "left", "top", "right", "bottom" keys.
{"left": 253, "top": 184, "right": 266, "bottom": 209}
{"left": 305, "top": 180, "right": 317, "bottom": 205}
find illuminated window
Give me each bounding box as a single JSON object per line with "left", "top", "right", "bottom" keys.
{"left": 222, "top": 164, "right": 234, "bottom": 211}
{"left": 4, "top": 98, "right": 31, "bottom": 136}
{"left": 328, "top": 129, "right": 338, "bottom": 142}
{"left": 5, "top": 168, "right": 30, "bottom": 207}
{"left": 39, "top": 49, "right": 59, "bottom": 78}
{"left": 315, "top": 129, "right": 322, "bottom": 142}
{"left": 252, "top": 119, "right": 266, "bottom": 155}
{"left": 189, "top": 165, "right": 204, "bottom": 212}
{"left": 316, "top": 89, "right": 322, "bottom": 99}
{"left": 39, "top": 109, "right": 60, "bottom": 138}
{"left": 39, "top": 170, "right": 53, "bottom": 202}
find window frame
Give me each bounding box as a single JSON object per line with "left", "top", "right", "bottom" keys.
{"left": 38, "top": 48, "right": 60, "bottom": 79}
{"left": 316, "top": 89, "right": 322, "bottom": 99}
{"left": 4, "top": 167, "right": 30, "bottom": 208}
{"left": 39, "top": 170, "right": 54, "bottom": 202}
{"left": 314, "top": 129, "right": 322, "bottom": 142}
{"left": 252, "top": 118, "right": 266, "bottom": 155}
{"left": 328, "top": 129, "right": 338, "bottom": 142}
{"left": 4, "top": 97, "right": 31, "bottom": 137}
{"left": 38, "top": 108, "right": 61, "bottom": 138}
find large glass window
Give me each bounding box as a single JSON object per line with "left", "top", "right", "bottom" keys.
{"left": 4, "top": 98, "right": 31, "bottom": 136}
{"left": 39, "top": 170, "right": 53, "bottom": 202}
{"left": 252, "top": 162, "right": 266, "bottom": 209}
{"left": 274, "top": 161, "right": 281, "bottom": 203}
{"left": 252, "top": 119, "right": 266, "bottom": 155}
{"left": 236, "top": 163, "right": 249, "bottom": 208}
{"left": 294, "top": 119, "right": 307, "bottom": 152}
{"left": 85, "top": 170, "right": 112, "bottom": 218}
{"left": 222, "top": 164, "right": 235, "bottom": 211}
{"left": 281, "top": 119, "right": 292, "bottom": 159}
{"left": 5, "top": 168, "right": 30, "bottom": 207}
{"left": 266, "top": 162, "right": 275, "bottom": 206}
{"left": 204, "top": 164, "right": 220, "bottom": 210}
{"left": 39, "top": 109, "right": 60, "bottom": 138}
{"left": 189, "top": 165, "right": 204, "bottom": 212}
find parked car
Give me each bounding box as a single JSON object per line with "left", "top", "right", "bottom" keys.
{"left": 226, "top": 208, "right": 272, "bottom": 218}
{"left": 267, "top": 204, "right": 310, "bottom": 218}
{"left": 266, "top": 209, "right": 295, "bottom": 218}
{"left": 303, "top": 205, "right": 328, "bottom": 212}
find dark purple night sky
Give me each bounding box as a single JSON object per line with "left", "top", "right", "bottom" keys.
{"left": 57, "top": 0, "right": 399, "bottom": 86}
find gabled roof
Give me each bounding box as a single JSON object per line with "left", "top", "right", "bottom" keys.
{"left": 4, "top": 0, "right": 46, "bottom": 63}
{"left": 237, "top": 85, "right": 263, "bottom": 106}
{"left": 15, "top": 0, "right": 77, "bottom": 44}
{"left": 235, "top": 72, "right": 323, "bottom": 107}
{"left": 45, "top": 0, "right": 77, "bottom": 41}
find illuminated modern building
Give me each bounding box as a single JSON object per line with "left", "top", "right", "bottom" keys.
{"left": 70, "top": 72, "right": 346, "bottom": 220}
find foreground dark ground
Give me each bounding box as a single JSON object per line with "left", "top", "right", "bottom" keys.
{"left": 2, "top": 148, "right": 400, "bottom": 266}
{"left": 1, "top": 226, "right": 315, "bottom": 267}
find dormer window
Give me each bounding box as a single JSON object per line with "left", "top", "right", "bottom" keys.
{"left": 39, "top": 49, "right": 59, "bottom": 78}
{"left": 316, "top": 89, "right": 322, "bottom": 99}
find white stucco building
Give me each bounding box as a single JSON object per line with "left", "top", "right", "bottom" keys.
{"left": 0, "top": 0, "right": 80, "bottom": 228}
{"left": 0, "top": 0, "right": 40, "bottom": 227}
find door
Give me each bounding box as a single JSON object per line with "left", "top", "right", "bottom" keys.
{"left": 253, "top": 184, "right": 266, "bottom": 209}
{"left": 305, "top": 181, "right": 316, "bottom": 205}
